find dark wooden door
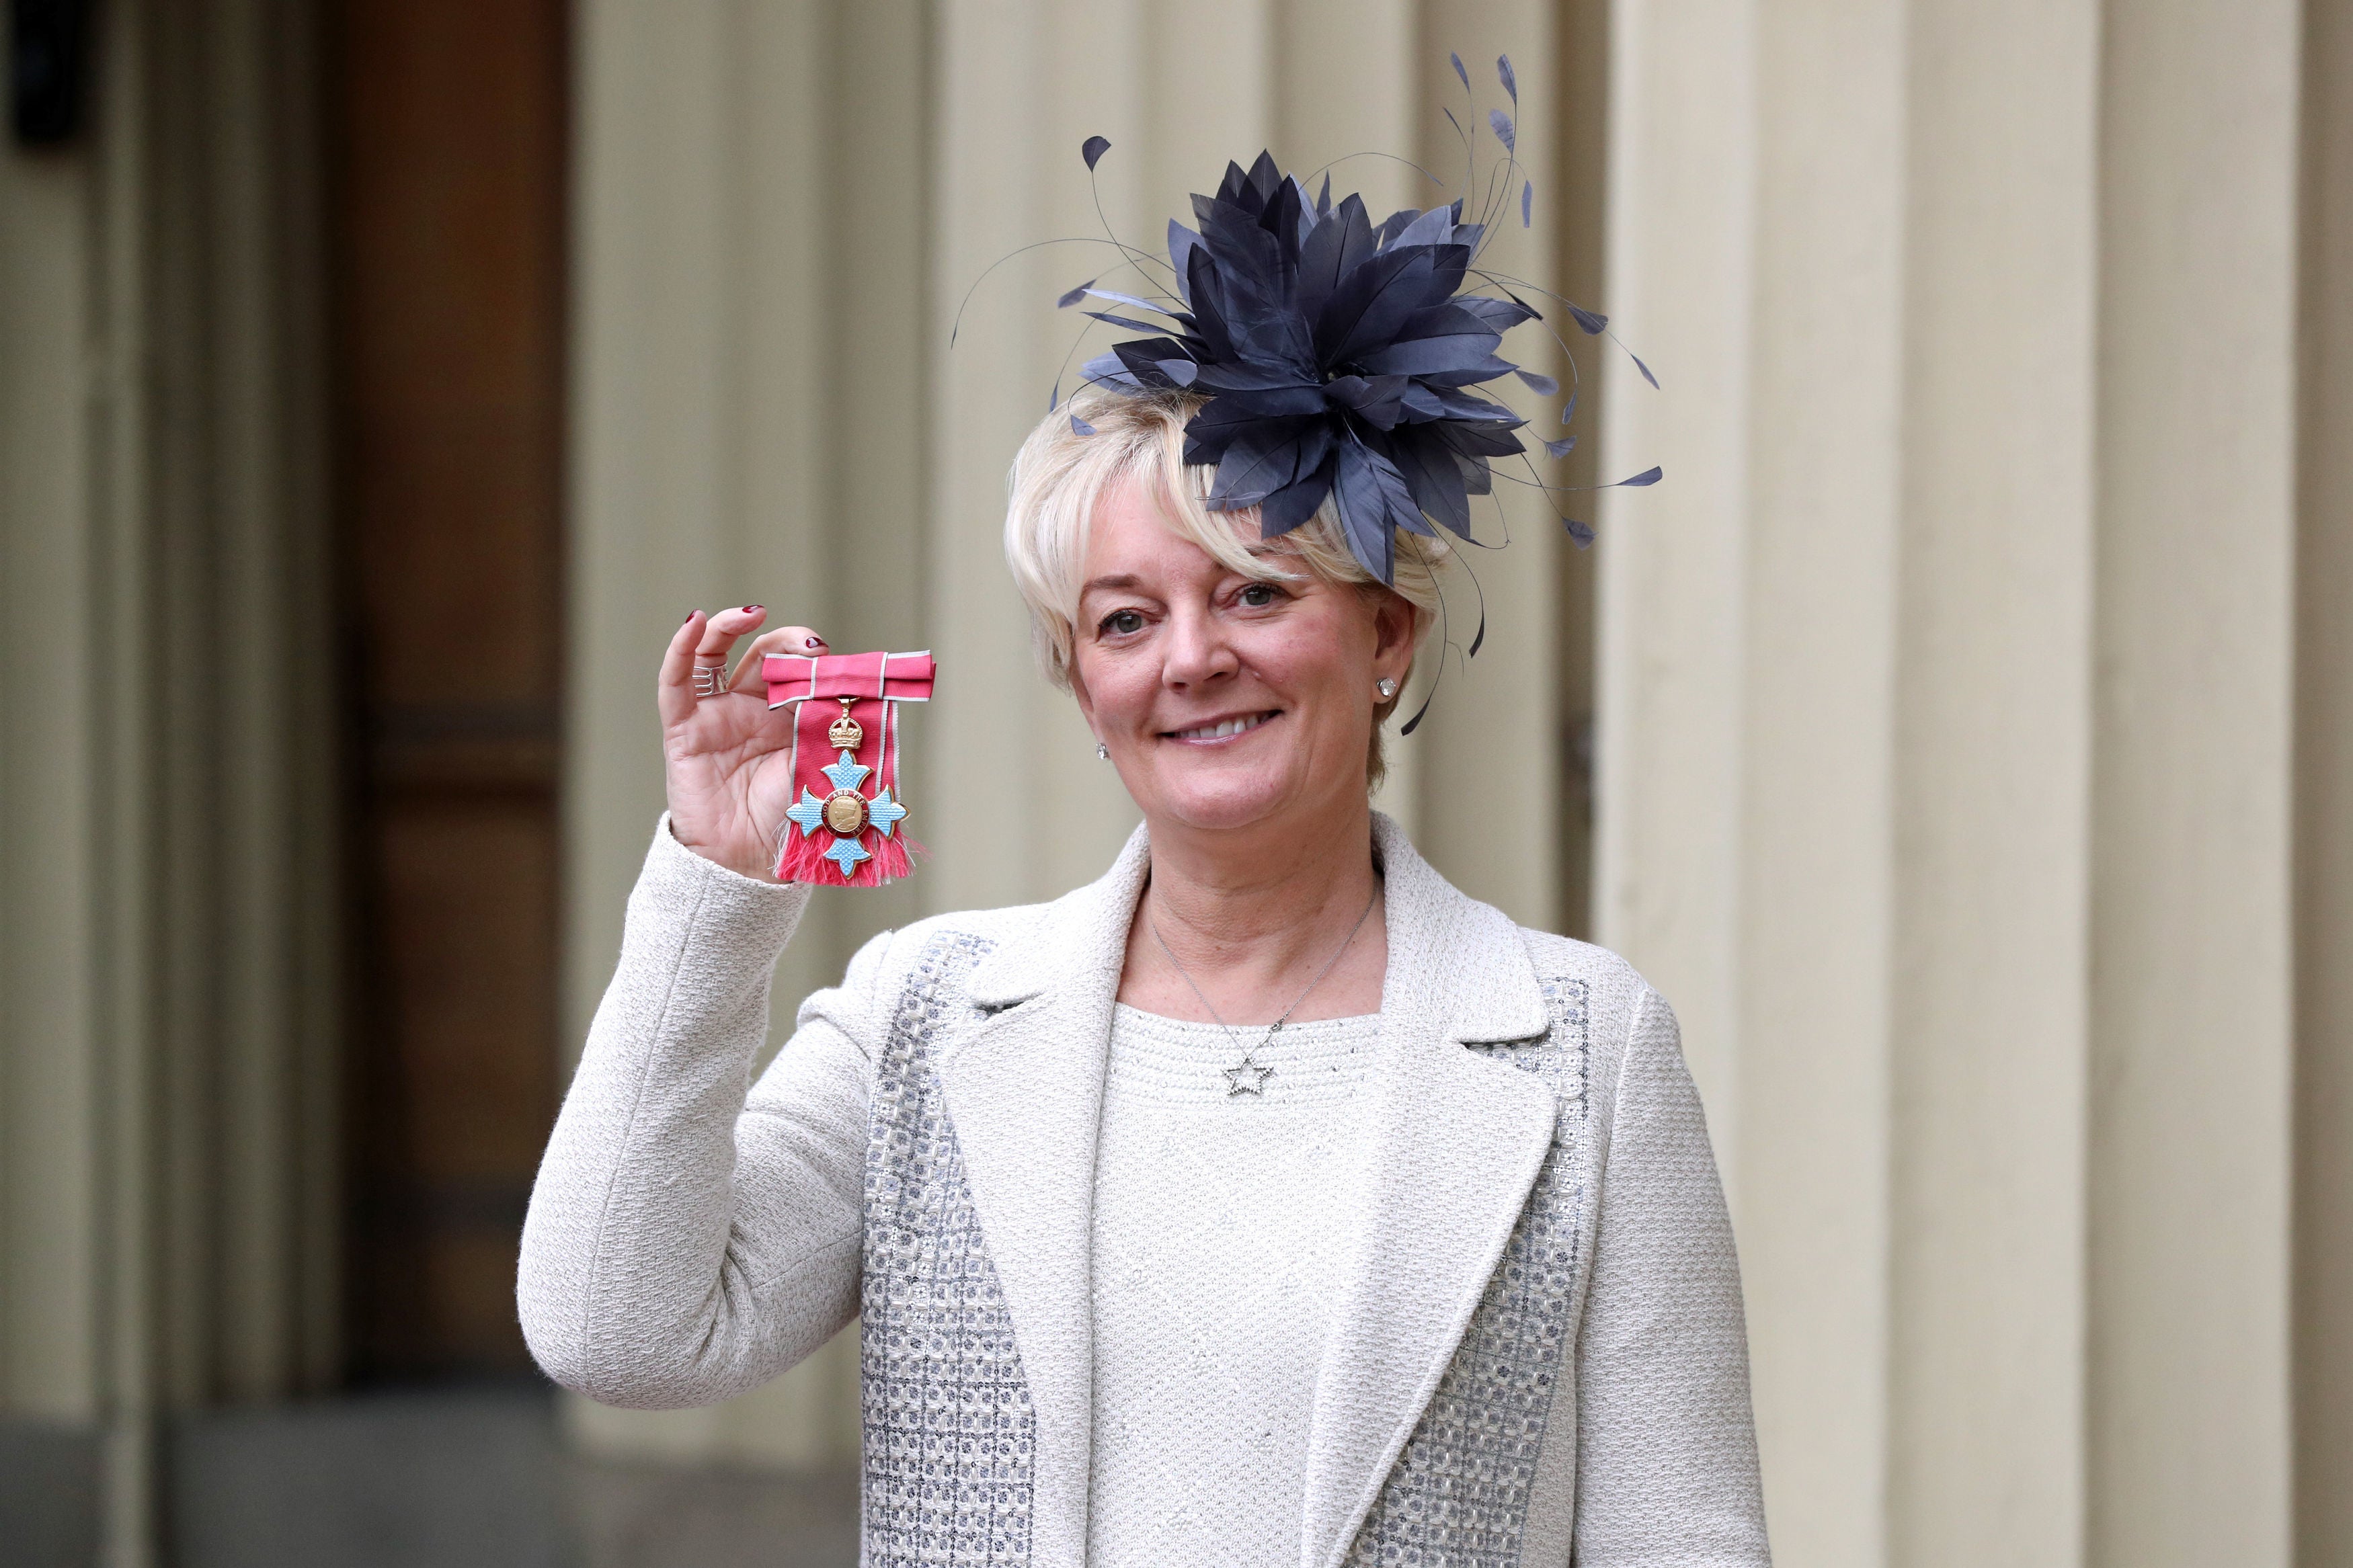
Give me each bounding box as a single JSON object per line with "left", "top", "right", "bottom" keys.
{"left": 329, "top": 0, "right": 567, "bottom": 1379}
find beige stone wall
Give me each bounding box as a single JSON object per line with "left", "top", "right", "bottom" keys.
{"left": 4, "top": 0, "right": 2338, "bottom": 1561}
{"left": 1599, "top": 1, "right": 2340, "bottom": 1565}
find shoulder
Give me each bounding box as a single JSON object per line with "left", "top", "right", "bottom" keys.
{"left": 1513, "top": 925, "right": 1677, "bottom": 1067}
{"left": 1516, "top": 927, "right": 1657, "bottom": 1009}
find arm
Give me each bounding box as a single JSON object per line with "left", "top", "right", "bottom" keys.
{"left": 1571, "top": 985, "right": 1771, "bottom": 1566}
{"left": 517, "top": 817, "right": 883, "bottom": 1409}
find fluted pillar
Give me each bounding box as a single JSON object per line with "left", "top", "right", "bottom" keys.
{"left": 0, "top": 3, "right": 340, "bottom": 1561}
{"left": 563, "top": 0, "right": 926, "bottom": 1470}
{"left": 1598, "top": 0, "right": 2310, "bottom": 1564}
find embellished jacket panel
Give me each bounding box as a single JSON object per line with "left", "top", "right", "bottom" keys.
{"left": 1345, "top": 977, "right": 1593, "bottom": 1567}
{"left": 861, "top": 932, "right": 1037, "bottom": 1567}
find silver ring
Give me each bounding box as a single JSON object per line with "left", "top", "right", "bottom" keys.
{"left": 692, "top": 662, "right": 729, "bottom": 698}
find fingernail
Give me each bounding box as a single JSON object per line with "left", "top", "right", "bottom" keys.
{"left": 743, "top": 604, "right": 762, "bottom": 612}
{"left": 684, "top": 610, "right": 696, "bottom": 622}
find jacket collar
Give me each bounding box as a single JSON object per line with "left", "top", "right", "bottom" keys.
{"left": 944, "top": 813, "right": 1557, "bottom": 1568}
{"left": 963, "top": 820, "right": 1153, "bottom": 1012}
{"left": 963, "top": 813, "right": 1552, "bottom": 1041}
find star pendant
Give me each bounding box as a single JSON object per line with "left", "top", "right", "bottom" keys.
{"left": 1223, "top": 1054, "right": 1275, "bottom": 1097}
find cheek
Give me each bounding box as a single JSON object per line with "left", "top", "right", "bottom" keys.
{"left": 1242, "top": 610, "right": 1371, "bottom": 701}
{"left": 1074, "top": 645, "right": 1156, "bottom": 725}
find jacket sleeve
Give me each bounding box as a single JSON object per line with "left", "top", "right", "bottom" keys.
{"left": 1571, "top": 983, "right": 1772, "bottom": 1565}
{"left": 517, "top": 815, "right": 887, "bottom": 1409}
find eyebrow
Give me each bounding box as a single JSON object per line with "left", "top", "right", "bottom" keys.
{"left": 1080, "top": 543, "right": 1291, "bottom": 595}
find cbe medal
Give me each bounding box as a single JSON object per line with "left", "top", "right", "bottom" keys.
{"left": 762, "top": 651, "right": 936, "bottom": 886}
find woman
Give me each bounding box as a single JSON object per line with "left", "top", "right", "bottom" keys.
{"left": 522, "top": 156, "right": 1768, "bottom": 1568}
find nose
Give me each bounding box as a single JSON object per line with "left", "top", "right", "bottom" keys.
{"left": 1160, "top": 598, "right": 1238, "bottom": 691}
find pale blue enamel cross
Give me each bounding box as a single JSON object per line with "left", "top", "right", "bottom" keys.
{"left": 783, "top": 749, "right": 908, "bottom": 878}
{"left": 820, "top": 833, "right": 871, "bottom": 876}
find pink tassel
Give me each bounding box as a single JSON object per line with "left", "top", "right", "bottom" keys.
{"left": 774, "top": 828, "right": 924, "bottom": 889}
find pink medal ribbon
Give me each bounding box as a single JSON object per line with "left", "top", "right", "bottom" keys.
{"left": 763, "top": 651, "right": 936, "bottom": 886}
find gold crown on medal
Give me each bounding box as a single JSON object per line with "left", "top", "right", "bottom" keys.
{"left": 827, "top": 696, "right": 864, "bottom": 752}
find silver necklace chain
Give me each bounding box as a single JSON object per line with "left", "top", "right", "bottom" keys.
{"left": 1148, "top": 884, "right": 1380, "bottom": 1098}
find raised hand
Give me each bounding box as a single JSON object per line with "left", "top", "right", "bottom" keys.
{"left": 659, "top": 607, "right": 827, "bottom": 880}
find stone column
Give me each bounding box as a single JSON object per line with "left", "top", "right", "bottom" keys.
{"left": 1597, "top": 0, "right": 2311, "bottom": 1563}
{"left": 2088, "top": 2, "right": 2302, "bottom": 1561}
{"left": 2297, "top": 4, "right": 2353, "bottom": 1559}
{"left": 563, "top": 0, "right": 926, "bottom": 1472}
{"left": 0, "top": 2, "right": 339, "bottom": 1561}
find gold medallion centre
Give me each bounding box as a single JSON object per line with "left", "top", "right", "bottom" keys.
{"left": 822, "top": 789, "right": 869, "bottom": 836}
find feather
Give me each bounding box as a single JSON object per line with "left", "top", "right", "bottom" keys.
{"left": 1045, "top": 132, "right": 1661, "bottom": 650}
{"left": 1331, "top": 440, "right": 1416, "bottom": 582}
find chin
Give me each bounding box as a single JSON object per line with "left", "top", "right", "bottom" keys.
{"left": 1145, "top": 763, "right": 1299, "bottom": 833}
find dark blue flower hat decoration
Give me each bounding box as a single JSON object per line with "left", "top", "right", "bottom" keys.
{"left": 957, "top": 52, "right": 1661, "bottom": 725}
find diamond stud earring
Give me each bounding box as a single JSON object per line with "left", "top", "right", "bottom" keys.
{"left": 1096, "top": 741, "right": 1109, "bottom": 759}
{"left": 1376, "top": 678, "right": 1398, "bottom": 700}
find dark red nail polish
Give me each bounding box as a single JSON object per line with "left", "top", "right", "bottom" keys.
{"left": 743, "top": 604, "right": 761, "bottom": 612}
{"left": 684, "top": 610, "right": 696, "bottom": 622}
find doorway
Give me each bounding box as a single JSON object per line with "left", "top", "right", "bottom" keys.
{"left": 329, "top": 0, "right": 568, "bottom": 1380}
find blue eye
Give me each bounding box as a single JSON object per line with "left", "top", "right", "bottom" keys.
{"left": 1239, "top": 583, "right": 1278, "bottom": 608}
{"left": 1101, "top": 610, "right": 1144, "bottom": 636}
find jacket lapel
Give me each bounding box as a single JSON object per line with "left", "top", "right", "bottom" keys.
{"left": 939, "top": 823, "right": 1150, "bottom": 1568}
{"left": 1299, "top": 815, "right": 1560, "bottom": 1568}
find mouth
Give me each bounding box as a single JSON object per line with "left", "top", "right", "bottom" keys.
{"left": 1163, "top": 709, "right": 1281, "bottom": 745}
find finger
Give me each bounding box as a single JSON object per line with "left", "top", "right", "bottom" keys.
{"left": 728, "top": 624, "right": 828, "bottom": 694}
{"left": 657, "top": 610, "right": 707, "bottom": 727}
{"left": 686, "top": 605, "right": 769, "bottom": 704}
{"left": 694, "top": 604, "right": 768, "bottom": 666}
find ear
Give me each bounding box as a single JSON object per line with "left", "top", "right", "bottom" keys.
{"left": 1369, "top": 588, "right": 1419, "bottom": 684}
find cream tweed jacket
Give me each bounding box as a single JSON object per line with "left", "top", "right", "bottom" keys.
{"left": 519, "top": 813, "right": 1770, "bottom": 1568}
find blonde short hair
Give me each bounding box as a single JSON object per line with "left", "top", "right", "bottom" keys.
{"left": 1003, "top": 384, "right": 1452, "bottom": 788}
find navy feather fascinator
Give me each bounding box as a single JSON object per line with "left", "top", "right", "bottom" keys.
{"left": 1076, "top": 152, "right": 1536, "bottom": 585}
{"left": 964, "top": 53, "right": 1662, "bottom": 599}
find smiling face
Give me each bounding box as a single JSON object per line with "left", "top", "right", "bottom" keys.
{"left": 1069, "top": 471, "right": 1418, "bottom": 839}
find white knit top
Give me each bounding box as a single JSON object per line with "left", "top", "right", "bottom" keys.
{"left": 1086, "top": 1003, "right": 1383, "bottom": 1568}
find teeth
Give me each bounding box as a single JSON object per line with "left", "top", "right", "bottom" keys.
{"left": 1175, "top": 712, "right": 1269, "bottom": 741}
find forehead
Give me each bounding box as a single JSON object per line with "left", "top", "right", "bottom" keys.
{"left": 1078, "top": 468, "right": 1293, "bottom": 592}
